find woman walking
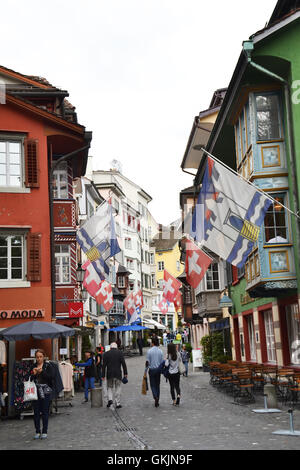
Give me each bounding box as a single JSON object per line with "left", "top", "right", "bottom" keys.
{"left": 165, "top": 343, "right": 181, "bottom": 406}
{"left": 30, "top": 349, "right": 55, "bottom": 440}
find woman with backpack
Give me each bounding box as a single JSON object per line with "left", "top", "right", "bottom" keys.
{"left": 165, "top": 343, "right": 183, "bottom": 406}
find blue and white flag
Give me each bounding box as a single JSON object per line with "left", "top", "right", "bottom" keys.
{"left": 191, "top": 157, "right": 272, "bottom": 268}
{"left": 77, "top": 200, "right": 121, "bottom": 279}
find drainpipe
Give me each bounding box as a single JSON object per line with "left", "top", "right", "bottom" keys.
{"left": 49, "top": 142, "right": 91, "bottom": 324}
{"left": 243, "top": 40, "right": 300, "bottom": 276}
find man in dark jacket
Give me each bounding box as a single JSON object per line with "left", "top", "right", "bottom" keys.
{"left": 102, "top": 343, "right": 127, "bottom": 409}
{"left": 75, "top": 351, "right": 96, "bottom": 403}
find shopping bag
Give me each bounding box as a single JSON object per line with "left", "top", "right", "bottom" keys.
{"left": 141, "top": 369, "right": 148, "bottom": 395}
{"left": 178, "top": 357, "right": 186, "bottom": 375}
{"left": 23, "top": 379, "right": 38, "bottom": 402}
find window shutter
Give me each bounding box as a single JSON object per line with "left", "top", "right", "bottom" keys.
{"left": 24, "top": 139, "right": 39, "bottom": 188}
{"left": 27, "top": 233, "right": 42, "bottom": 281}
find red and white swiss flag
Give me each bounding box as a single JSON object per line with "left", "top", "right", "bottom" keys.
{"left": 173, "top": 291, "right": 182, "bottom": 312}
{"left": 95, "top": 281, "right": 114, "bottom": 312}
{"left": 163, "top": 270, "right": 181, "bottom": 303}
{"left": 134, "top": 290, "right": 144, "bottom": 309}
{"left": 185, "top": 240, "right": 213, "bottom": 289}
{"left": 124, "top": 292, "right": 136, "bottom": 316}
{"left": 158, "top": 298, "right": 169, "bottom": 315}
{"left": 82, "top": 260, "right": 102, "bottom": 298}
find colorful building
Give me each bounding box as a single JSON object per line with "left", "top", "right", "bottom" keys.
{"left": 191, "top": 1, "right": 300, "bottom": 368}
{"left": 151, "top": 225, "right": 184, "bottom": 330}
{"left": 0, "top": 65, "right": 91, "bottom": 412}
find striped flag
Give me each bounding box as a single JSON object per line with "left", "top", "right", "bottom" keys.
{"left": 191, "top": 157, "right": 272, "bottom": 268}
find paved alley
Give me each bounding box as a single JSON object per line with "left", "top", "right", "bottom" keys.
{"left": 1, "top": 350, "right": 300, "bottom": 451}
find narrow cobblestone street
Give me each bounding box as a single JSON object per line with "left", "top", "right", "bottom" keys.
{"left": 1, "top": 350, "right": 300, "bottom": 451}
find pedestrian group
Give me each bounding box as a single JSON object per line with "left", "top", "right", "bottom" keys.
{"left": 28, "top": 331, "right": 190, "bottom": 440}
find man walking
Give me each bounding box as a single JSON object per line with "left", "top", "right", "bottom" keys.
{"left": 102, "top": 343, "right": 128, "bottom": 409}
{"left": 75, "top": 351, "right": 96, "bottom": 403}
{"left": 146, "top": 337, "right": 163, "bottom": 408}
{"left": 137, "top": 334, "right": 144, "bottom": 356}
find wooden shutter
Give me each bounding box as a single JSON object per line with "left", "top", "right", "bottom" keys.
{"left": 24, "top": 139, "right": 39, "bottom": 188}
{"left": 27, "top": 233, "right": 42, "bottom": 281}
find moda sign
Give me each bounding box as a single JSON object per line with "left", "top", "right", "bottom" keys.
{"left": 0, "top": 309, "right": 45, "bottom": 320}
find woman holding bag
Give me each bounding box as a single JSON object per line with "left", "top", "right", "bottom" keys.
{"left": 165, "top": 343, "right": 184, "bottom": 406}
{"left": 30, "top": 349, "right": 54, "bottom": 440}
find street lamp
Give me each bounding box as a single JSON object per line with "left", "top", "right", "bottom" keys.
{"left": 76, "top": 263, "right": 88, "bottom": 302}
{"left": 76, "top": 263, "right": 85, "bottom": 284}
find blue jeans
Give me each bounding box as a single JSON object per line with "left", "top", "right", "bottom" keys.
{"left": 84, "top": 377, "right": 95, "bottom": 400}
{"left": 32, "top": 395, "right": 51, "bottom": 434}
{"left": 183, "top": 361, "right": 189, "bottom": 376}
{"left": 149, "top": 368, "right": 161, "bottom": 400}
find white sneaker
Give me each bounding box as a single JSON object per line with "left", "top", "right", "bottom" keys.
{"left": 34, "top": 433, "right": 41, "bottom": 440}
{"left": 41, "top": 434, "right": 48, "bottom": 439}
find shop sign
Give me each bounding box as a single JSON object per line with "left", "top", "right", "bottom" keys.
{"left": 0, "top": 309, "right": 45, "bottom": 320}
{"left": 68, "top": 302, "right": 84, "bottom": 318}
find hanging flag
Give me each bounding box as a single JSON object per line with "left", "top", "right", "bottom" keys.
{"left": 82, "top": 260, "right": 103, "bottom": 298}
{"left": 173, "top": 290, "right": 182, "bottom": 312}
{"left": 124, "top": 292, "right": 136, "bottom": 322}
{"left": 77, "top": 199, "right": 121, "bottom": 279}
{"left": 185, "top": 240, "right": 213, "bottom": 290}
{"left": 95, "top": 280, "right": 114, "bottom": 312}
{"left": 163, "top": 270, "right": 181, "bottom": 303}
{"left": 191, "top": 156, "right": 272, "bottom": 268}
{"left": 134, "top": 290, "right": 144, "bottom": 309}
{"left": 158, "top": 298, "right": 169, "bottom": 315}
{"left": 129, "top": 306, "right": 142, "bottom": 325}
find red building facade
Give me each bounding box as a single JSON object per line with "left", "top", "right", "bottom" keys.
{"left": 0, "top": 65, "right": 91, "bottom": 362}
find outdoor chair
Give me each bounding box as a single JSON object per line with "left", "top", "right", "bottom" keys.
{"left": 275, "top": 369, "right": 294, "bottom": 405}
{"left": 289, "top": 375, "right": 300, "bottom": 408}
{"left": 232, "top": 369, "right": 255, "bottom": 404}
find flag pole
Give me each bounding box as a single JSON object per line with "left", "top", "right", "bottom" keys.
{"left": 200, "top": 148, "right": 300, "bottom": 221}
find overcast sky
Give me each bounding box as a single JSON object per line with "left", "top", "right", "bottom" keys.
{"left": 1, "top": 0, "right": 276, "bottom": 224}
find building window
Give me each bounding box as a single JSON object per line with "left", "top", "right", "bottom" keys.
{"left": 126, "top": 258, "right": 134, "bottom": 270}
{"left": 55, "top": 244, "right": 71, "bottom": 284}
{"left": 118, "top": 276, "right": 125, "bottom": 288}
{"left": 0, "top": 233, "right": 25, "bottom": 280}
{"left": 129, "top": 281, "right": 135, "bottom": 292}
{"left": 125, "top": 238, "right": 132, "bottom": 250}
{"left": 286, "top": 304, "right": 300, "bottom": 366}
{"left": 53, "top": 162, "right": 68, "bottom": 199}
{"left": 0, "top": 140, "right": 22, "bottom": 187}
{"left": 264, "top": 196, "right": 288, "bottom": 244}
{"left": 255, "top": 93, "right": 282, "bottom": 142}
{"left": 151, "top": 273, "right": 156, "bottom": 289}
{"left": 205, "top": 263, "right": 220, "bottom": 290}
{"left": 247, "top": 316, "right": 257, "bottom": 362}
{"left": 264, "top": 310, "right": 276, "bottom": 363}
{"left": 176, "top": 260, "right": 181, "bottom": 271}
{"left": 158, "top": 261, "right": 164, "bottom": 272}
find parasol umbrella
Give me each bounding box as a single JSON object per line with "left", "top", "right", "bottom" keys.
{"left": 109, "top": 324, "right": 148, "bottom": 332}
{"left": 0, "top": 320, "right": 75, "bottom": 341}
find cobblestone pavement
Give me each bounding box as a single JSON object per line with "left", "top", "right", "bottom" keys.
{"left": 1, "top": 349, "right": 300, "bottom": 451}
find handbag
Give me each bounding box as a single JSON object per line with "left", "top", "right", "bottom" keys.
{"left": 23, "top": 378, "right": 38, "bottom": 402}
{"left": 178, "top": 356, "right": 186, "bottom": 375}
{"left": 141, "top": 370, "right": 148, "bottom": 395}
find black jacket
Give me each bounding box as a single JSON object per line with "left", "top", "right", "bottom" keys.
{"left": 102, "top": 349, "right": 127, "bottom": 381}
{"left": 30, "top": 361, "right": 55, "bottom": 388}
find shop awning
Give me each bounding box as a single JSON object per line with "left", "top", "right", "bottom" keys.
{"left": 143, "top": 318, "right": 167, "bottom": 330}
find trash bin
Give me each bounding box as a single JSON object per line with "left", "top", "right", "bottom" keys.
{"left": 91, "top": 387, "right": 103, "bottom": 408}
